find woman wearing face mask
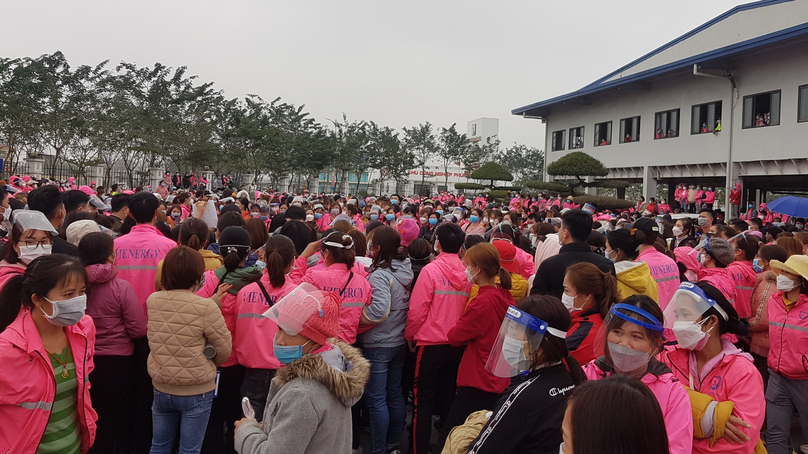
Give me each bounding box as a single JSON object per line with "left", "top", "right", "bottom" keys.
{"left": 234, "top": 235, "right": 298, "bottom": 421}
{"left": 583, "top": 295, "right": 693, "bottom": 454}
{"left": 561, "top": 375, "right": 670, "bottom": 454}
{"left": 669, "top": 218, "right": 695, "bottom": 251}
{"left": 604, "top": 228, "right": 659, "bottom": 301}
{"left": 155, "top": 218, "right": 221, "bottom": 290}
{"left": 726, "top": 233, "right": 760, "bottom": 321}
{"left": 442, "top": 243, "right": 515, "bottom": 437}
{"left": 419, "top": 212, "right": 440, "bottom": 241}
{"left": 313, "top": 204, "right": 329, "bottom": 232}
{"left": 147, "top": 246, "right": 231, "bottom": 453}
{"left": 764, "top": 255, "right": 808, "bottom": 454}
{"left": 458, "top": 295, "right": 585, "bottom": 454}
{"left": 169, "top": 205, "right": 183, "bottom": 225}
{"left": 0, "top": 210, "right": 56, "bottom": 291}
{"left": 234, "top": 283, "right": 370, "bottom": 454}
{"left": 660, "top": 281, "right": 764, "bottom": 454}
{"left": 0, "top": 255, "right": 96, "bottom": 454}
{"left": 695, "top": 238, "right": 738, "bottom": 309}
{"left": 384, "top": 207, "right": 397, "bottom": 226}
{"left": 748, "top": 244, "right": 789, "bottom": 389}
{"left": 562, "top": 262, "right": 621, "bottom": 365}
{"left": 462, "top": 209, "right": 486, "bottom": 237}
{"left": 78, "top": 232, "right": 147, "bottom": 454}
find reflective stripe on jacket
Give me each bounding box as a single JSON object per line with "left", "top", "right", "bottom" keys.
{"left": 767, "top": 292, "right": 808, "bottom": 379}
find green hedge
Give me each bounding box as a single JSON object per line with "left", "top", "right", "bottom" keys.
{"left": 572, "top": 195, "right": 634, "bottom": 211}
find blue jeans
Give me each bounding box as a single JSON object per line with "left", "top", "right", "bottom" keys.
{"left": 150, "top": 389, "right": 214, "bottom": 454}
{"left": 766, "top": 369, "right": 808, "bottom": 454}
{"left": 364, "top": 344, "right": 407, "bottom": 454}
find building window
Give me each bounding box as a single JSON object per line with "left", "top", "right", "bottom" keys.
{"left": 691, "top": 101, "right": 722, "bottom": 134}
{"left": 569, "top": 126, "right": 584, "bottom": 149}
{"left": 743, "top": 90, "right": 780, "bottom": 128}
{"left": 593, "top": 121, "right": 612, "bottom": 146}
{"left": 620, "top": 116, "right": 640, "bottom": 143}
{"left": 551, "top": 130, "right": 565, "bottom": 151}
{"left": 654, "top": 109, "right": 679, "bottom": 139}
{"left": 799, "top": 85, "right": 808, "bottom": 122}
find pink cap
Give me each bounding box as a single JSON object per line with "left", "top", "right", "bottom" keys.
{"left": 395, "top": 218, "right": 419, "bottom": 246}
{"left": 78, "top": 185, "right": 94, "bottom": 196}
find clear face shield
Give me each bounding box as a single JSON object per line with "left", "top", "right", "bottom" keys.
{"left": 594, "top": 303, "right": 665, "bottom": 375}
{"left": 13, "top": 210, "right": 58, "bottom": 236}
{"left": 485, "top": 306, "right": 566, "bottom": 378}
{"left": 263, "top": 283, "right": 327, "bottom": 337}
{"left": 663, "top": 282, "right": 727, "bottom": 350}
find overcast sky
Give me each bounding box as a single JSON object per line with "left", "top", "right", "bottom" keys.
{"left": 5, "top": 0, "right": 746, "bottom": 151}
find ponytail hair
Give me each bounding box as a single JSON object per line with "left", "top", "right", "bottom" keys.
{"left": 0, "top": 255, "right": 87, "bottom": 332}
{"left": 179, "top": 218, "right": 210, "bottom": 250}
{"left": 265, "top": 235, "right": 296, "bottom": 288}
{"left": 218, "top": 226, "right": 252, "bottom": 274}
{"left": 607, "top": 228, "right": 645, "bottom": 260}
{"left": 566, "top": 262, "right": 622, "bottom": 319}
{"left": 464, "top": 243, "right": 512, "bottom": 290}
{"left": 497, "top": 267, "right": 512, "bottom": 290}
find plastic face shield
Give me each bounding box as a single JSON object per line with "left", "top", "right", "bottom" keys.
{"left": 13, "top": 210, "right": 58, "bottom": 236}
{"left": 486, "top": 306, "right": 566, "bottom": 378}
{"left": 263, "top": 283, "right": 326, "bottom": 336}
{"left": 594, "top": 303, "right": 665, "bottom": 360}
{"left": 663, "top": 282, "right": 727, "bottom": 329}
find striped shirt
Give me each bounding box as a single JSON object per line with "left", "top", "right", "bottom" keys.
{"left": 37, "top": 346, "right": 81, "bottom": 454}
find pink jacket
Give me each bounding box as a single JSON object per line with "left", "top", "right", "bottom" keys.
{"left": 726, "top": 261, "right": 756, "bottom": 319}
{"left": 0, "top": 311, "right": 98, "bottom": 454}
{"left": 515, "top": 247, "right": 535, "bottom": 279}
{"left": 114, "top": 224, "right": 177, "bottom": 313}
{"left": 768, "top": 292, "right": 808, "bottom": 379}
{"left": 704, "top": 191, "right": 716, "bottom": 204}
{"left": 698, "top": 267, "right": 737, "bottom": 308}
{"left": 316, "top": 213, "right": 331, "bottom": 232}
{"left": 85, "top": 263, "right": 147, "bottom": 356}
{"left": 303, "top": 263, "right": 373, "bottom": 344}
{"left": 748, "top": 271, "right": 776, "bottom": 356}
{"left": 637, "top": 248, "right": 680, "bottom": 309}
{"left": 195, "top": 269, "right": 240, "bottom": 367}
{"left": 404, "top": 253, "right": 471, "bottom": 345}
{"left": 696, "top": 190, "right": 705, "bottom": 202}
{"left": 584, "top": 359, "right": 693, "bottom": 454}
{"left": 662, "top": 341, "right": 764, "bottom": 454}
{"left": 234, "top": 274, "right": 297, "bottom": 369}
{"left": 0, "top": 262, "right": 25, "bottom": 292}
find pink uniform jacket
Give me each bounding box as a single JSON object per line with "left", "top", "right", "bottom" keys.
{"left": 303, "top": 263, "right": 373, "bottom": 344}
{"left": 404, "top": 253, "right": 471, "bottom": 345}
{"left": 0, "top": 311, "right": 98, "bottom": 454}
{"left": 662, "top": 341, "right": 764, "bottom": 454}
{"left": 637, "top": 248, "right": 680, "bottom": 309}
{"left": 726, "top": 261, "right": 756, "bottom": 319}
{"left": 768, "top": 292, "right": 808, "bottom": 380}
{"left": 234, "top": 275, "right": 298, "bottom": 369}
{"left": 584, "top": 359, "right": 693, "bottom": 454}
{"left": 114, "top": 224, "right": 177, "bottom": 313}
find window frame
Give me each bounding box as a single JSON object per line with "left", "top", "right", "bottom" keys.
{"left": 654, "top": 108, "right": 680, "bottom": 140}
{"left": 551, "top": 130, "right": 566, "bottom": 151}
{"left": 619, "top": 116, "right": 641, "bottom": 144}
{"left": 593, "top": 121, "right": 612, "bottom": 147}
{"left": 799, "top": 85, "right": 808, "bottom": 123}
{"left": 742, "top": 89, "right": 781, "bottom": 129}
{"left": 568, "top": 126, "right": 585, "bottom": 150}
{"left": 691, "top": 100, "right": 723, "bottom": 134}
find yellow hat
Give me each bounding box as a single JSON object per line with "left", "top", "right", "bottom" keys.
{"left": 770, "top": 255, "right": 808, "bottom": 281}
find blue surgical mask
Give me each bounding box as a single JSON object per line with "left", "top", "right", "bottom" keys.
{"left": 391, "top": 199, "right": 399, "bottom": 205}
{"left": 315, "top": 213, "right": 322, "bottom": 219}
{"left": 436, "top": 210, "right": 443, "bottom": 216}
{"left": 371, "top": 214, "right": 379, "bottom": 221}
{"left": 469, "top": 215, "right": 479, "bottom": 223}
{"left": 752, "top": 258, "right": 763, "bottom": 273}
{"left": 273, "top": 338, "right": 311, "bottom": 365}
{"left": 386, "top": 214, "right": 395, "bottom": 221}
{"left": 260, "top": 216, "right": 268, "bottom": 221}
{"left": 255, "top": 260, "right": 266, "bottom": 270}
{"left": 429, "top": 218, "right": 438, "bottom": 226}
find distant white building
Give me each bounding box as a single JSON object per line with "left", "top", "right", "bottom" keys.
{"left": 512, "top": 0, "right": 808, "bottom": 210}
{"left": 467, "top": 118, "right": 500, "bottom": 147}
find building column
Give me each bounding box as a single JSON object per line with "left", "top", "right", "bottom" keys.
{"left": 642, "top": 166, "right": 657, "bottom": 202}
{"left": 203, "top": 171, "right": 214, "bottom": 192}
{"left": 27, "top": 158, "right": 45, "bottom": 180}
{"left": 148, "top": 167, "right": 163, "bottom": 191}
{"left": 90, "top": 165, "right": 106, "bottom": 188}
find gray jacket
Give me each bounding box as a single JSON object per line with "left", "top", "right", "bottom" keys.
{"left": 359, "top": 258, "right": 414, "bottom": 348}
{"left": 235, "top": 341, "right": 370, "bottom": 454}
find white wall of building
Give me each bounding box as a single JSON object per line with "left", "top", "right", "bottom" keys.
{"left": 467, "top": 117, "right": 499, "bottom": 145}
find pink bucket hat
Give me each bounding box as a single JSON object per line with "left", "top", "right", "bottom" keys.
{"left": 395, "top": 218, "right": 419, "bottom": 246}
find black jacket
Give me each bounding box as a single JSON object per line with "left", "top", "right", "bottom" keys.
{"left": 468, "top": 364, "right": 575, "bottom": 454}
{"left": 530, "top": 242, "right": 615, "bottom": 298}
{"left": 52, "top": 236, "right": 79, "bottom": 257}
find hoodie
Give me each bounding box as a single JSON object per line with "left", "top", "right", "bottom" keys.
{"left": 614, "top": 260, "right": 659, "bottom": 302}
{"left": 404, "top": 253, "right": 471, "bottom": 345}
{"left": 661, "top": 341, "right": 764, "bottom": 454}
{"left": 359, "top": 259, "right": 414, "bottom": 348}
{"left": 234, "top": 341, "right": 370, "bottom": 454}
{"left": 85, "top": 263, "right": 147, "bottom": 357}
{"left": 0, "top": 261, "right": 25, "bottom": 292}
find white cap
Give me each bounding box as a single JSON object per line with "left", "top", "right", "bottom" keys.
{"left": 66, "top": 220, "right": 102, "bottom": 246}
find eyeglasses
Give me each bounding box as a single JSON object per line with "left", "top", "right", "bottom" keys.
{"left": 18, "top": 240, "right": 51, "bottom": 250}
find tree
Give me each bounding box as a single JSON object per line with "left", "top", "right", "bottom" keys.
{"left": 403, "top": 122, "right": 437, "bottom": 190}
{"left": 470, "top": 162, "right": 513, "bottom": 188}
{"left": 437, "top": 123, "right": 471, "bottom": 189}
{"left": 368, "top": 122, "right": 413, "bottom": 195}
{"left": 495, "top": 143, "right": 544, "bottom": 184}
{"left": 545, "top": 151, "right": 609, "bottom": 196}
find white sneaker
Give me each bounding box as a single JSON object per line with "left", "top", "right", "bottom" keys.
{"left": 800, "top": 444, "right": 808, "bottom": 454}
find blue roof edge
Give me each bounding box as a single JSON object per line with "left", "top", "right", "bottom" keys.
{"left": 512, "top": 18, "right": 808, "bottom": 116}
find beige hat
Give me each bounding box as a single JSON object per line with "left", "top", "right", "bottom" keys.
{"left": 770, "top": 255, "right": 808, "bottom": 281}
{"left": 66, "top": 220, "right": 102, "bottom": 247}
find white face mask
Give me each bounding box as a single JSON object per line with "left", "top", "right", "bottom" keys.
{"left": 672, "top": 318, "right": 712, "bottom": 350}
{"left": 608, "top": 342, "right": 652, "bottom": 374}
{"left": 561, "top": 292, "right": 582, "bottom": 313}
{"left": 502, "top": 336, "right": 527, "bottom": 368}
{"left": 776, "top": 274, "right": 797, "bottom": 292}
{"left": 419, "top": 217, "right": 427, "bottom": 224}
{"left": 433, "top": 240, "right": 440, "bottom": 254}
{"left": 41, "top": 294, "right": 87, "bottom": 327}
{"left": 305, "top": 214, "right": 314, "bottom": 222}
{"left": 672, "top": 226, "right": 684, "bottom": 237}
{"left": 18, "top": 243, "right": 53, "bottom": 265}
{"left": 465, "top": 266, "right": 478, "bottom": 284}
